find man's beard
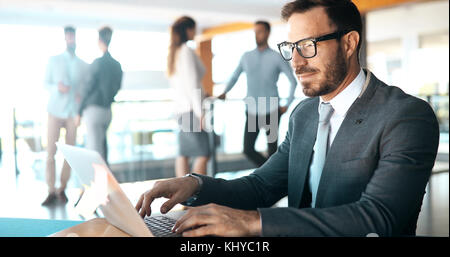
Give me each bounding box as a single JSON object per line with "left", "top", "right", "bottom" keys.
{"left": 256, "top": 38, "right": 267, "bottom": 47}
{"left": 297, "top": 46, "right": 348, "bottom": 97}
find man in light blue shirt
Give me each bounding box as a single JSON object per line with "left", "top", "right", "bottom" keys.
{"left": 218, "top": 21, "right": 298, "bottom": 167}
{"left": 42, "top": 26, "right": 88, "bottom": 206}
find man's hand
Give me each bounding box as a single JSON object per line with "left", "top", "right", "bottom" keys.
{"left": 217, "top": 93, "right": 226, "bottom": 100}
{"left": 58, "top": 82, "right": 70, "bottom": 94}
{"left": 172, "top": 203, "right": 262, "bottom": 237}
{"left": 279, "top": 106, "right": 288, "bottom": 115}
{"left": 135, "top": 176, "right": 199, "bottom": 217}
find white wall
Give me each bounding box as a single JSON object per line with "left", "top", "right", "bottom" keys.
{"left": 366, "top": 0, "right": 449, "bottom": 96}
{"left": 366, "top": 0, "right": 449, "bottom": 42}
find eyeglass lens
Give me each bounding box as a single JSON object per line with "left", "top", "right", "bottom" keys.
{"left": 279, "top": 39, "right": 316, "bottom": 60}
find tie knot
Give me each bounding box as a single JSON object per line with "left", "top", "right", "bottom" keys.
{"left": 319, "top": 102, "right": 334, "bottom": 122}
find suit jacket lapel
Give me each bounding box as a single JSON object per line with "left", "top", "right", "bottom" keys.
{"left": 288, "top": 99, "right": 319, "bottom": 208}
{"left": 315, "top": 70, "right": 378, "bottom": 208}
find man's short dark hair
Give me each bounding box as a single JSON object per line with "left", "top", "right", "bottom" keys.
{"left": 99, "top": 26, "right": 113, "bottom": 46}
{"left": 64, "top": 26, "right": 76, "bottom": 34}
{"left": 281, "top": 0, "right": 363, "bottom": 55}
{"left": 255, "top": 20, "right": 271, "bottom": 33}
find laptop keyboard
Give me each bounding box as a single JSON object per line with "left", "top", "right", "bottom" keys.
{"left": 144, "top": 215, "right": 181, "bottom": 237}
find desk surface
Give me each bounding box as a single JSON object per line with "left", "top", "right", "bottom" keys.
{"left": 50, "top": 218, "right": 131, "bottom": 237}
{"left": 0, "top": 178, "right": 181, "bottom": 237}
{"left": 0, "top": 217, "right": 83, "bottom": 237}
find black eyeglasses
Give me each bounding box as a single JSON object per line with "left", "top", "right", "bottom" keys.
{"left": 277, "top": 29, "right": 352, "bottom": 61}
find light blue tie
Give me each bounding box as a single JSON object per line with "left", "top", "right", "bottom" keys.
{"left": 309, "top": 102, "right": 334, "bottom": 208}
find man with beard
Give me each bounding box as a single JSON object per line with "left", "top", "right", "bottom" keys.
{"left": 43, "top": 26, "right": 88, "bottom": 206}
{"left": 135, "top": 0, "right": 439, "bottom": 237}
{"left": 218, "top": 21, "right": 298, "bottom": 168}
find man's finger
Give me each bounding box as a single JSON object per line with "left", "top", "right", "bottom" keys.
{"left": 139, "top": 194, "right": 151, "bottom": 218}
{"left": 175, "top": 213, "right": 215, "bottom": 234}
{"left": 160, "top": 197, "right": 179, "bottom": 214}
{"left": 183, "top": 224, "right": 217, "bottom": 237}
{"left": 141, "top": 184, "right": 168, "bottom": 215}
{"left": 137, "top": 193, "right": 151, "bottom": 217}
{"left": 171, "top": 204, "right": 209, "bottom": 230}
{"left": 139, "top": 206, "right": 147, "bottom": 218}
{"left": 172, "top": 212, "right": 189, "bottom": 232}
{"left": 143, "top": 194, "right": 155, "bottom": 217}
{"left": 135, "top": 194, "right": 144, "bottom": 211}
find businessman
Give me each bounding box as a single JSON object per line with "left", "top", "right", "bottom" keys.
{"left": 218, "top": 21, "right": 298, "bottom": 167}
{"left": 76, "top": 26, "right": 122, "bottom": 164}
{"left": 136, "top": 0, "right": 439, "bottom": 237}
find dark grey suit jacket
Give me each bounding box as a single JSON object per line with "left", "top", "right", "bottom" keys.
{"left": 193, "top": 70, "right": 440, "bottom": 236}
{"left": 78, "top": 51, "right": 122, "bottom": 115}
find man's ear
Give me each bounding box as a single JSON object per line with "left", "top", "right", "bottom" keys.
{"left": 343, "top": 31, "right": 360, "bottom": 59}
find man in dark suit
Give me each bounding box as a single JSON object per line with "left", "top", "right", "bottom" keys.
{"left": 135, "top": 0, "right": 439, "bottom": 236}
{"left": 76, "top": 26, "right": 122, "bottom": 164}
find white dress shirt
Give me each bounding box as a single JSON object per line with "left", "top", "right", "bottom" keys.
{"left": 169, "top": 44, "right": 206, "bottom": 119}
{"left": 320, "top": 69, "right": 366, "bottom": 148}
{"left": 45, "top": 51, "right": 88, "bottom": 119}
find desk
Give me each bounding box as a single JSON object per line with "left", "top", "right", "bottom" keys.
{"left": 50, "top": 218, "right": 131, "bottom": 237}
{"left": 52, "top": 179, "right": 182, "bottom": 237}
{"left": 0, "top": 218, "right": 83, "bottom": 237}
{"left": 0, "top": 179, "right": 180, "bottom": 237}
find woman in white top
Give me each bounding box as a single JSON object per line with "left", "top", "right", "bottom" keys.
{"left": 167, "top": 16, "right": 210, "bottom": 177}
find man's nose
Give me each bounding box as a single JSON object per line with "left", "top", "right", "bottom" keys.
{"left": 291, "top": 48, "right": 308, "bottom": 69}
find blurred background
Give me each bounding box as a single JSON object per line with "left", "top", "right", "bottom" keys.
{"left": 0, "top": 0, "right": 448, "bottom": 236}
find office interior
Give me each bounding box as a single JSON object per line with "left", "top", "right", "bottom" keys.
{"left": 0, "top": 0, "right": 448, "bottom": 237}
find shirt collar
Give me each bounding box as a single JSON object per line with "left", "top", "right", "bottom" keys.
{"left": 102, "top": 51, "right": 111, "bottom": 58}
{"left": 254, "top": 46, "right": 270, "bottom": 53}
{"left": 63, "top": 50, "right": 77, "bottom": 60}
{"left": 320, "top": 68, "right": 366, "bottom": 117}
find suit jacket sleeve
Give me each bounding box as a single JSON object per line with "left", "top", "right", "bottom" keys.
{"left": 191, "top": 101, "right": 300, "bottom": 209}
{"left": 191, "top": 102, "right": 311, "bottom": 208}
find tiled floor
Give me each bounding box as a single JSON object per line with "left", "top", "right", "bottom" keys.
{"left": 0, "top": 156, "right": 448, "bottom": 236}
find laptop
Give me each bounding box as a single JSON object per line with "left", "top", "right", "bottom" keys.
{"left": 56, "top": 143, "right": 185, "bottom": 237}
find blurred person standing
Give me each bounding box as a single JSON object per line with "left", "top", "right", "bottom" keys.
{"left": 218, "top": 21, "right": 298, "bottom": 167}
{"left": 167, "top": 16, "right": 210, "bottom": 177}
{"left": 43, "top": 26, "right": 88, "bottom": 206}
{"left": 76, "top": 26, "right": 122, "bottom": 165}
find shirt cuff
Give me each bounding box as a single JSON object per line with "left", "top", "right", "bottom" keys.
{"left": 182, "top": 173, "right": 203, "bottom": 206}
